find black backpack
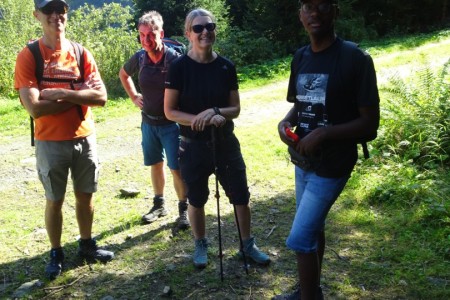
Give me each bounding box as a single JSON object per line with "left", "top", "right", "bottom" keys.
{"left": 289, "top": 40, "right": 377, "bottom": 159}
{"left": 162, "top": 37, "right": 186, "bottom": 55}
{"left": 26, "top": 39, "right": 85, "bottom": 146}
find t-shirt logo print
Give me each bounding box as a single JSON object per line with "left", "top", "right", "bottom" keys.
{"left": 296, "top": 73, "right": 329, "bottom": 134}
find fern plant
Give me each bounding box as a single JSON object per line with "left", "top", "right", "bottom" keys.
{"left": 380, "top": 58, "right": 450, "bottom": 168}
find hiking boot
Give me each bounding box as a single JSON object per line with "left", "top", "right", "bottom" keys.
{"left": 45, "top": 247, "right": 64, "bottom": 280}
{"left": 142, "top": 196, "right": 168, "bottom": 224}
{"left": 193, "top": 238, "right": 208, "bottom": 269}
{"left": 78, "top": 239, "right": 114, "bottom": 263}
{"left": 272, "top": 288, "right": 300, "bottom": 300}
{"left": 175, "top": 201, "right": 190, "bottom": 230}
{"left": 271, "top": 286, "right": 324, "bottom": 300}
{"left": 239, "top": 236, "right": 271, "bottom": 266}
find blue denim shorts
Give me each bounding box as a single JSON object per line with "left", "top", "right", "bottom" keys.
{"left": 35, "top": 134, "right": 99, "bottom": 201}
{"left": 141, "top": 122, "right": 180, "bottom": 170}
{"left": 286, "top": 166, "right": 349, "bottom": 253}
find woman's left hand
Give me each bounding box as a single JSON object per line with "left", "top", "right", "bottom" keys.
{"left": 191, "top": 108, "right": 218, "bottom": 131}
{"left": 209, "top": 114, "right": 226, "bottom": 127}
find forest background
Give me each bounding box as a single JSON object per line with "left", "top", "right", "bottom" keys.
{"left": 0, "top": 0, "right": 449, "bottom": 97}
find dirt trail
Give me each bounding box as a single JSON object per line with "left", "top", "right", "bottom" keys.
{"left": 0, "top": 80, "right": 291, "bottom": 192}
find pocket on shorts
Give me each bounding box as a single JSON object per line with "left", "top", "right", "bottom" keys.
{"left": 37, "top": 168, "right": 55, "bottom": 199}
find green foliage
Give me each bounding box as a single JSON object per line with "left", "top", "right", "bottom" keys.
{"left": 68, "top": 3, "right": 139, "bottom": 97}
{"left": 237, "top": 56, "right": 290, "bottom": 86}
{"left": 0, "top": 0, "right": 40, "bottom": 96}
{"left": 132, "top": 0, "right": 230, "bottom": 37}
{"left": 217, "top": 27, "right": 282, "bottom": 66}
{"left": 379, "top": 59, "right": 450, "bottom": 168}
{"left": 66, "top": 0, "right": 133, "bottom": 10}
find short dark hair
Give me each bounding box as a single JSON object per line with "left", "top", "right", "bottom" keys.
{"left": 299, "top": 0, "right": 338, "bottom": 5}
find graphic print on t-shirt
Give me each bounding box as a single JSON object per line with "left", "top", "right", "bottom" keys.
{"left": 296, "top": 73, "right": 329, "bottom": 138}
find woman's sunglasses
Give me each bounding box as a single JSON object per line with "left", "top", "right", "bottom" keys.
{"left": 191, "top": 23, "right": 216, "bottom": 34}
{"left": 39, "top": 4, "right": 69, "bottom": 15}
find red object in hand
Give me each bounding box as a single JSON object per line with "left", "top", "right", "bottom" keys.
{"left": 285, "top": 127, "right": 299, "bottom": 142}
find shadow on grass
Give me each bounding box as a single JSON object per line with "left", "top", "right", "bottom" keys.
{"left": 0, "top": 189, "right": 298, "bottom": 299}
{"left": 2, "top": 182, "right": 448, "bottom": 299}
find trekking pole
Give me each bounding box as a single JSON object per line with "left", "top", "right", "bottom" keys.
{"left": 233, "top": 204, "right": 249, "bottom": 275}
{"left": 211, "top": 126, "right": 224, "bottom": 282}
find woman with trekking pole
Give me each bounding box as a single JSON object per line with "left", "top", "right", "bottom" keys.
{"left": 164, "top": 8, "right": 271, "bottom": 271}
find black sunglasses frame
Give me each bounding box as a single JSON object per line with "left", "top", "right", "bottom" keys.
{"left": 39, "top": 4, "right": 69, "bottom": 15}
{"left": 191, "top": 23, "right": 216, "bottom": 34}
{"left": 301, "top": 3, "right": 335, "bottom": 14}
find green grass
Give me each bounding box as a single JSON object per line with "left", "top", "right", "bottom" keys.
{"left": 0, "top": 30, "right": 449, "bottom": 299}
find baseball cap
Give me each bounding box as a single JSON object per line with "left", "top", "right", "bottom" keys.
{"left": 34, "top": 0, "right": 68, "bottom": 9}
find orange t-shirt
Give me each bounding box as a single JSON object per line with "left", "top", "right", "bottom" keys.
{"left": 14, "top": 38, "right": 101, "bottom": 141}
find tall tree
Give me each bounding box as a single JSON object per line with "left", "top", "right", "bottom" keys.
{"left": 132, "top": 0, "right": 230, "bottom": 38}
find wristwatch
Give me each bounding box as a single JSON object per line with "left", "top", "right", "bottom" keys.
{"left": 213, "top": 107, "right": 221, "bottom": 115}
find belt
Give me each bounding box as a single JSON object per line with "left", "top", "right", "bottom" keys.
{"left": 142, "top": 111, "right": 166, "bottom": 121}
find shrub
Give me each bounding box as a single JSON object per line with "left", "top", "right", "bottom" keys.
{"left": 216, "top": 27, "right": 283, "bottom": 66}
{"left": 68, "top": 3, "right": 138, "bottom": 97}
{"left": 0, "top": 0, "right": 39, "bottom": 97}
{"left": 379, "top": 59, "right": 450, "bottom": 168}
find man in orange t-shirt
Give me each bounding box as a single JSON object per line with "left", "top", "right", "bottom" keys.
{"left": 14, "top": 0, "right": 114, "bottom": 280}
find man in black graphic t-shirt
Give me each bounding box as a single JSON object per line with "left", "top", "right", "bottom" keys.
{"left": 274, "top": 0, "right": 380, "bottom": 299}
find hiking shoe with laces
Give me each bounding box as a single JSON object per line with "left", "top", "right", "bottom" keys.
{"left": 142, "top": 196, "right": 168, "bottom": 224}
{"left": 271, "top": 285, "right": 324, "bottom": 300}
{"left": 78, "top": 239, "right": 114, "bottom": 263}
{"left": 193, "top": 238, "right": 208, "bottom": 269}
{"left": 239, "top": 236, "right": 271, "bottom": 266}
{"left": 45, "top": 247, "right": 64, "bottom": 280}
{"left": 176, "top": 201, "right": 190, "bottom": 230}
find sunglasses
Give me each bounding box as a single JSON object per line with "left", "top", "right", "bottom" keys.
{"left": 39, "top": 4, "right": 69, "bottom": 15}
{"left": 191, "top": 23, "right": 216, "bottom": 34}
{"left": 301, "top": 3, "right": 335, "bottom": 14}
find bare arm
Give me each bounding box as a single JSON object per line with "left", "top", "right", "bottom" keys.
{"left": 39, "top": 73, "right": 107, "bottom": 107}
{"left": 164, "top": 88, "right": 196, "bottom": 126}
{"left": 164, "top": 88, "right": 231, "bottom": 131}
{"left": 19, "top": 87, "right": 75, "bottom": 119}
{"left": 190, "top": 90, "right": 240, "bottom": 131}
{"left": 119, "top": 67, "right": 143, "bottom": 109}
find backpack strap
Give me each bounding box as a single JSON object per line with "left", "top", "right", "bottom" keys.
{"left": 26, "top": 40, "right": 44, "bottom": 85}
{"left": 163, "top": 46, "right": 180, "bottom": 70}
{"left": 70, "top": 41, "right": 85, "bottom": 83}
{"left": 339, "top": 41, "right": 371, "bottom": 159}
{"left": 138, "top": 49, "right": 147, "bottom": 80}
{"left": 26, "top": 40, "right": 85, "bottom": 85}
{"left": 25, "top": 39, "right": 85, "bottom": 146}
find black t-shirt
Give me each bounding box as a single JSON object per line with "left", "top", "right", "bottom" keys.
{"left": 123, "top": 45, "right": 180, "bottom": 125}
{"left": 286, "top": 38, "right": 380, "bottom": 177}
{"left": 165, "top": 54, "right": 238, "bottom": 140}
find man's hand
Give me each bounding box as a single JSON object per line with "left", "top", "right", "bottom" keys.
{"left": 80, "top": 73, "right": 104, "bottom": 90}
{"left": 39, "top": 88, "right": 67, "bottom": 102}
{"left": 278, "top": 121, "right": 297, "bottom": 146}
{"left": 131, "top": 93, "right": 144, "bottom": 109}
{"left": 296, "top": 126, "right": 328, "bottom": 156}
